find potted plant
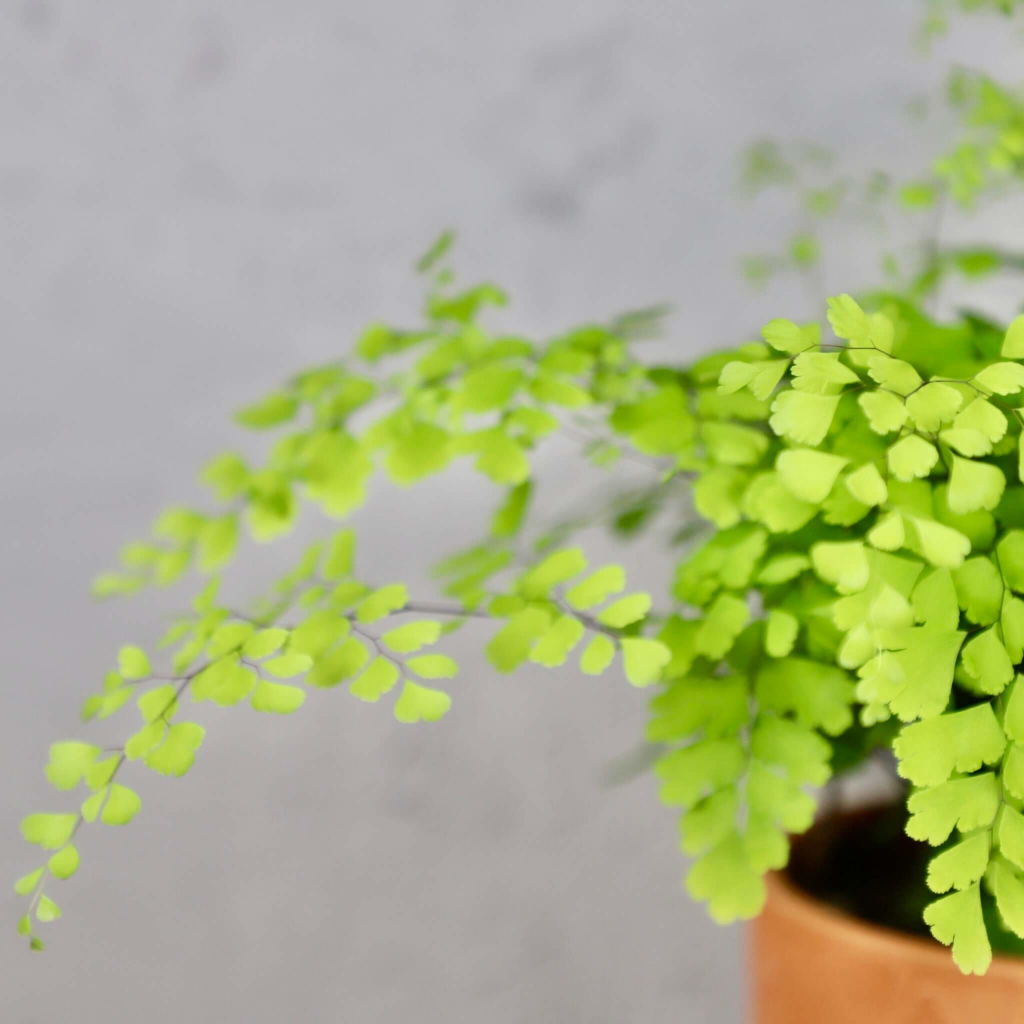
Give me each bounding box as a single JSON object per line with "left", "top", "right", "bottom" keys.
{"left": 12, "top": 2, "right": 1024, "bottom": 1020}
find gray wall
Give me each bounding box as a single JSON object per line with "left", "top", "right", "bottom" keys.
{"left": 1, "top": 3, "right": 1018, "bottom": 1021}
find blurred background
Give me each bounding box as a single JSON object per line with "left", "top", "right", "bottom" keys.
{"left": 2, "top": 2, "right": 1022, "bottom": 1020}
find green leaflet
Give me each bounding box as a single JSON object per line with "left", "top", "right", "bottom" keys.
{"left": 308, "top": 639, "right": 369, "bottom": 688}
{"left": 905, "top": 382, "right": 962, "bottom": 431}
{"left": 952, "top": 557, "right": 1003, "bottom": 625}
{"left": 868, "top": 511, "right": 905, "bottom": 551}
{"left": 207, "top": 623, "right": 255, "bottom": 658}
{"left": 517, "top": 549, "right": 587, "bottom": 599}
{"left": 144, "top": 723, "right": 205, "bottom": 777}
{"left": 866, "top": 355, "right": 922, "bottom": 395}
{"left": 791, "top": 352, "right": 859, "bottom": 394}
{"left": 36, "top": 895, "right": 62, "bottom": 924}
{"left": 197, "top": 515, "right": 238, "bottom": 572}
{"left": 82, "top": 784, "right": 141, "bottom": 826}
{"left": 756, "top": 658, "right": 854, "bottom": 735}
{"left": 1004, "top": 315, "right": 1024, "bottom": 358}
{"left": 960, "top": 627, "right": 1014, "bottom": 695}
{"left": 887, "top": 436, "right": 939, "bottom": 482}
{"left": 827, "top": 296, "right": 892, "bottom": 350}
{"left": 564, "top": 566, "right": 626, "bottom": 610}
{"left": 656, "top": 740, "right": 746, "bottom": 808}
{"left": 530, "top": 616, "right": 586, "bottom": 668}
{"left": 44, "top": 743, "right": 101, "bottom": 792}
{"left": 381, "top": 620, "right": 443, "bottom": 654}
{"left": 117, "top": 645, "right": 150, "bottom": 680}
{"left": 356, "top": 585, "right": 409, "bottom": 624}
{"left": 998, "top": 808, "right": 1024, "bottom": 872}
{"left": 48, "top": 845, "right": 80, "bottom": 881}
{"left": 323, "top": 529, "right": 356, "bottom": 580}
{"left": 948, "top": 457, "right": 1005, "bottom": 514}
{"left": 926, "top": 833, "right": 991, "bottom": 893}
{"left": 741, "top": 472, "right": 817, "bottom": 533}
{"left": 20, "top": 814, "right": 77, "bottom": 851}
{"left": 580, "top": 634, "right": 616, "bottom": 675}
{"left": 867, "top": 625, "right": 966, "bottom": 720}
{"left": 859, "top": 390, "right": 908, "bottom": 434}
{"left": 597, "top": 593, "right": 651, "bottom": 628}
{"left": 393, "top": 681, "right": 452, "bottom": 723}
{"left": 764, "top": 609, "right": 798, "bottom": 657}
{"left": 893, "top": 704, "right": 1006, "bottom": 786}
{"left": 14, "top": 868, "right": 43, "bottom": 897}
{"left": 235, "top": 391, "right": 298, "bottom": 429}
{"left": 906, "top": 774, "right": 1000, "bottom": 846}
{"left": 686, "top": 831, "right": 766, "bottom": 925}
{"left": 250, "top": 682, "right": 306, "bottom": 714}
{"left": 385, "top": 423, "right": 452, "bottom": 484}
{"left": 811, "top": 540, "right": 869, "bottom": 594}
{"left": 405, "top": 655, "right": 458, "bottom": 680}
{"left": 999, "top": 530, "right": 1024, "bottom": 593}
{"left": 923, "top": 884, "right": 992, "bottom": 975}
{"left": 287, "top": 612, "right": 350, "bottom": 658}
{"left": 761, "top": 318, "right": 820, "bottom": 354}
{"left": 349, "top": 658, "right": 400, "bottom": 702}
{"left": 491, "top": 482, "right": 532, "bottom": 538}
{"left": 750, "top": 716, "right": 831, "bottom": 786}
{"left": 990, "top": 858, "right": 1024, "bottom": 939}
{"left": 776, "top": 449, "right": 848, "bottom": 503}
{"left": 680, "top": 789, "right": 738, "bottom": 856}
{"left": 695, "top": 594, "right": 750, "bottom": 660}
{"left": 620, "top": 638, "right": 672, "bottom": 687}
{"left": 703, "top": 422, "right": 770, "bottom": 465}
{"left": 769, "top": 391, "right": 840, "bottom": 446}
{"left": 905, "top": 517, "right": 971, "bottom": 569}
{"left": 486, "top": 607, "right": 552, "bottom": 672}
{"left": 845, "top": 463, "right": 887, "bottom": 506}
{"left": 647, "top": 674, "right": 749, "bottom": 742}
{"left": 974, "top": 361, "right": 1024, "bottom": 395}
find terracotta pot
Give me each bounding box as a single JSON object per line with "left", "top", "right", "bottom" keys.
{"left": 751, "top": 865, "right": 1024, "bottom": 1023}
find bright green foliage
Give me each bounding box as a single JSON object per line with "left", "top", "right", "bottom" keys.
{"left": 349, "top": 658, "right": 400, "bottom": 702}
{"left": 381, "top": 621, "right": 443, "bottom": 654}
{"left": 765, "top": 610, "right": 798, "bottom": 657}
{"left": 530, "top": 616, "right": 586, "bottom": 667}
{"left": 19, "top": 230, "right": 1024, "bottom": 980}
{"left": 393, "top": 681, "right": 452, "bottom": 723}
{"left": 21, "top": 815, "right": 77, "bottom": 851}
{"left": 82, "top": 784, "right": 141, "bottom": 826}
{"left": 906, "top": 774, "right": 1000, "bottom": 845}
{"left": 144, "top": 724, "right": 205, "bottom": 777}
{"left": 620, "top": 638, "right": 672, "bottom": 687}
{"left": 356, "top": 585, "right": 409, "bottom": 624}
{"left": 117, "top": 646, "right": 150, "bottom": 680}
{"left": 580, "top": 634, "right": 616, "bottom": 675}
{"left": 924, "top": 884, "right": 992, "bottom": 975}
{"left": 36, "top": 896, "right": 62, "bottom": 924}
{"left": 250, "top": 681, "right": 306, "bottom": 714}
{"left": 597, "top": 594, "right": 652, "bottom": 628}
{"left": 44, "top": 743, "right": 101, "bottom": 791}
{"left": 893, "top": 705, "right": 1005, "bottom": 786}
{"left": 406, "top": 654, "right": 458, "bottom": 679}
{"left": 48, "top": 846, "right": 80, "bottom": 881}
{"left": 565, "top": 566, "right": 626, "bottom": 609}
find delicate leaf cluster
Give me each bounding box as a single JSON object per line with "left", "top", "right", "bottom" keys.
{"left": 14, "top": 246, "right": 681, "bottom": 949}
{"left": 695, "top": 297, "right": 1024, "bottom": 972}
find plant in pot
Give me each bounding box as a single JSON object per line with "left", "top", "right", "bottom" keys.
{"left": 12, "top": 2, "right": 1024, "bottom": 1021}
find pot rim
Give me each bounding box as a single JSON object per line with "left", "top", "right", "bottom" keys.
{"left": 766, "top": 866, "right": 1024, "bottom": 979}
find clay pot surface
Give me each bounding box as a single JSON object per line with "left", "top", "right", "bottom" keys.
{"left": 752, "top": 868, "right": 1024, "bottom": 1023}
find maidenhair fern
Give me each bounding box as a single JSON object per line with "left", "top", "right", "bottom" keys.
{"left": 16, "top": 233, "right": 1024, "bottom": 976}
{"left": 15, "top": 0, "right": 1024, "bottom": 981}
